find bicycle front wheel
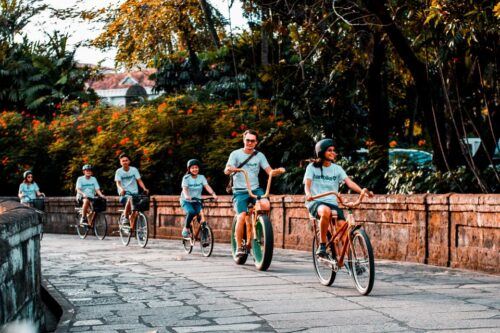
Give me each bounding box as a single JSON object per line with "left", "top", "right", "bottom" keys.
{"left": 136, "top": 213, "right": 149, "bottom": 248}
{"left": 93, "top": 214, "right": 107, "bottom": 240}
{"left": 312, "top": 234, "right": 336, "bottom": 286}
{"left": 119, "top": 215, "right": 131, "bottom": 246}
{"left": 252, "top": 214, "right": 273, "bottom": 271}
{"left": 200, "top": 224, "right": 214, "bottom": 257}
{"left": 76, "top": 212, "right": 89, "bottom": 239}
{"left": 348, "top": 228, "right": 375, "bottom": 295}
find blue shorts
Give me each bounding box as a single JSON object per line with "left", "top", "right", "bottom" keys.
{"left": 307, "top": 201, "right": 345, "bottom": 221}
{"left": 119, "top": 195, "right": 134, "bottom": 205}
{"left": 232, "top": 188, "right": 265, "bottom": 214}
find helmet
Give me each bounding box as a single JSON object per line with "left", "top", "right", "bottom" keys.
{"left": 186, "top": 159, "right": 201, "bottom": 169}
{"left": 82, "top": 164, "right": 92, "bottom": 171}
{"left": 315, "top": 139, "right": 335, "bottom": 158}
{"left": 23, "top": 170, "right": 33, "bottom": 179}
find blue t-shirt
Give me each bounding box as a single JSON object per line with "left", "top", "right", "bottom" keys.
{"left": 303, "top": 162, "right": 347, "bottom": 207}
{"left": 226, "top": 149, "right": 270, "bottom": 192}
{"left": 114, "top": 166, "right": 141, "bottom": 195}
{"left": 19, "top": 182, "right": 40, "bottom": 203}
{"left": 180, "top": 174, "right": 208, "bottom": 200}
{"left": 76, "top": 176, "right": 100, "bottom": 199}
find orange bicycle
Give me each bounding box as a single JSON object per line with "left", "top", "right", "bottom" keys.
{"left": 309, "top": 189, "right": 374, "bottom": 295}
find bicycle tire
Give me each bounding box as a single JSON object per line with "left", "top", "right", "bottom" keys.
{"left": 231, "top": 216, "right": 248, "bottom": 265}
{"left": 312, "top": 233, "right": 336, "bottom": 286}
{"left": 119, "top": 214, "right": 131, "bottom": 246}
{"left": 252, "top": 214, "right": 273, "bottom": 271}
{"left": 348, "top": 228, "right": 375, "bottom": 295}
{"left": 76, "top": 211, "right": 89, "bottom": 239}
{"left": 200, "top": 224, "right": 214, "bottom": 257}
{"left": 93, "top": 213, "right": 107, "bottom": 240}
{"left": 136, "top": 212, "right": 149, "bottom": 248}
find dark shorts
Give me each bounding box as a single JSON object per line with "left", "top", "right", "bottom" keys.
{"left": 232, "top": 188, "right": 265, "bottom": 214}
{"left": 307, "top": 201, "right": 345, "bottom": 221}
{"left": 76, "top": 197, "right": 95, "bottom": 207}
{"left": 119, "top": 195, "right": 134, "bottom": 205}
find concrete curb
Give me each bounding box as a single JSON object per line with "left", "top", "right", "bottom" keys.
{"left": 41, "top": 278, "right": 75, "bottom": 333}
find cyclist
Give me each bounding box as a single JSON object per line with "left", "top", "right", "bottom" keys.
{"left": 115, "top": 153, "right": 149, "bottom": 226}
{"left": 180, "top": 159, "right": 218, "bottom": 241}
{"left": 304, "top": 139, "right": 373, "bottom": 257}
{"left": 76, "top": 164, "right": 106, "bottom": 225}
{"left": 224, "top": 129, "right": 278, "bottom": 257}
{"left": 18, "top": 170, "right": 44, "bottom": 203}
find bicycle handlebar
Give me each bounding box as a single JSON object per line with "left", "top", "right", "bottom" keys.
{"left": 185, "top": 197, "right": 216, "bottom": 203}
{"left": 309, "top": 188, "right": 370, "bottom": 208}
{"left": 233, "top": 167, "right": 286, "bottom": 199}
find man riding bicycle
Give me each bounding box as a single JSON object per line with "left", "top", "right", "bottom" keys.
{"left": 76, "top": 164, "right": 106, "bottom": 225}
{"left": 115, "top": 153, "right": 149, "bottom": 226}
{"left": 224, "top": 129, "right": 279, "bottom": 257}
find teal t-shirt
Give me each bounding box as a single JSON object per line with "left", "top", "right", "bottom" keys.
{"left": 19, "top": 182, "right": 40, "bottom": 203}
{"left": 180, "top": 174, "right": 208, "bottom": 200}
{"left": 226, "top": 149, "right": 270, "bottom": 192}
{"left": 303, "top": 162, "right": 347, "bottom": 207}
{"left": 76, "top": 176, "right": 100, "bottom": 199}
{"left": 114, "top": 166, "right": 141, "bottom": 195}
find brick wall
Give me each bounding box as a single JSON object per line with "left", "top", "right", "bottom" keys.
{"left": 0, "top": 200, "right": 44, "bottom": 330}
{"left": 38, "top": 194, "right": 499, "bottom": 274}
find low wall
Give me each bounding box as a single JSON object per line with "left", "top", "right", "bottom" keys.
{"left": 40, "top": 194, "right": 499, "bottom": 274}
{"left": 0, "top": 200, "right": 44, "bottom": 330}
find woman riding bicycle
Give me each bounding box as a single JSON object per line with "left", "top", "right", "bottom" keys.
{"left": 304, "top": 139, "right": 373, "bottom": 257}
{"left": 18, "top": 170, "right": 44, "bottom": 204}
{"left": 76, "top": 164, "right": 106, "bottom": 225}
{"left": 180, "top": 159, "right": 217, "bottom": 239}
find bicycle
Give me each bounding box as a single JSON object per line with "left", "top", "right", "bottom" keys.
{"left": 230, "top": 167, "right": 286, "bottom": 271}
{"left": 309, "top": 189, "right": 375, "bottom": 295}
{"left": 118, "top": 194, "right": 149, "bottom": 247}
{"left": 22, "top": 195, "right": 46, "bottom": 240}
{"left": 75, "top": 197, "right": 108, "bottom": 240}
{"left": 182, "top": 197, "right": 216, "bottom": 257}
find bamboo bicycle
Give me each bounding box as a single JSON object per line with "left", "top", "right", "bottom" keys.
{"left": 230, "top": 167, "right": 285, "bottom": 271}
{"left": 309, "top": 189, "right": 375, "bottom": 295}
{"left": 75, "top": 197, "right": 107, "bottom": 240}
{"left": 118, "top": 194, "right": 149, "bottom": 247}
{"left": 182, "top": 197, "right": 216, "bottom": 257}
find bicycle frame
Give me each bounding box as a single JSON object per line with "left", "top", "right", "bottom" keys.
{"left": 185, "top": 198, "right": 213, "bottom": 243}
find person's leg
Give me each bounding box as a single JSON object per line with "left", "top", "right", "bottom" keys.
{"left": 233, "top": 192, "right": 250, "bottom": 255}
{"left": 316, "top": 204, "right": 332, "bottom": 257}
{"left": 124, "top": 196, "right": 132, "bottom": 219}
{"left": 181, "top": 201, "right": 197, "bottom": 237}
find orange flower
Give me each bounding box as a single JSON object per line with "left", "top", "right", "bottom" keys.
{"left": 231, "top": 131, "right": 238, "bottom": 138}
{"left": 186, "top": 108, "right": 193, "bottom": 115}
{"left": 239, "top": 124, "right": 247, "bottom": 131}
{"left": 178, "top": 109, "right": 184, "bottom": 114}
{"left": 115, "top": 149, "right": 122, "bottom": 156}
{"left": 81, "top": 102, "right": 89, "bottom": 108}
{"left": 252, "top": 105, "right": 258, "bottom": 112}
{"left": 276, "top": 121, "right": 284, "bottom": 127}
{"left": 119, "top": 137, "right": 130, "bottom": 145}
{"left": 235, "top": 99, "right": 241, "bottom": 106}
{"left": 143, "top": 148, "right": 149, "bottom": 155}
{"left": 32, "top": 119, "right": 41, "bottom": 129}
{"left": 389, "top": 140, "right": 397, "bottom": 148}
{"left": 157, "top": 102, "right": 167, "bottom": 113}
{"left": 83, "top": 156, "right": 89, "bottom": 163}
{"left": 418, "top": 139, "right": 426, "bottom": 147}
{"left": 2, "top": 156, "right": 9, "bottom": 166}
{"left": 134, "top": 139, "right": 139, "bottom": 146}
{"left": 97, "top": 125, "right": 103, "bottom": 133}
{"left": 111, "top": 112, "right": 120, "bottom": 120}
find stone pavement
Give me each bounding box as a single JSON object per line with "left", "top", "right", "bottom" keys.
{"left": 41, "top": 234, "right": 500, "bottom": 333}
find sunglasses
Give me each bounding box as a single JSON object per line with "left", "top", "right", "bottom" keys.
{"left": 245, "top": 139, "right": 257, "bottom": 143}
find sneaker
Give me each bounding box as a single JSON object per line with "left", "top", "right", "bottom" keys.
{"left": 181, "top": 228, "right": 190, "bottom": 238}
{"left": 316, "top": 243, "right": 327, "bottom": 258}
{"left": 235, "top": 246, "right": 247, "bottom": 257}
{"left": 120, "top": 216, "right": 130, "bottom": 227}
{"left": 354, "top": 263, "right": 366, "bottom": 275}
{"left": 79, "top": 216, "right": 88, "bottom": 226}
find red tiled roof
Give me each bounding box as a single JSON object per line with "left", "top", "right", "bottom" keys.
{"left": 88, "top": 69, "right": 156, "bottom": 90}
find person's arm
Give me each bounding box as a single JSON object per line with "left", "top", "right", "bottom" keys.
{"left": 18, "top": 185, "right": 24, "bottom": 200}
{"left": 137, "top": 178, "right": 149, "bottom": 194}
{"left": 304, "top": 178, "right": 313, "bottom": 201}
{"left": 76, "top": 188, "right": 87, "bottom": 198}
{"left": 96, "top": 189, "right": 105, "bottom": 198}
{"left": 182, "top": 186, "right": 192, "bottom": 201}
{"left": 36, "top": 191, "right": 45, "bottom": 197}
{"left": 204, "top": 184, "right": 217, "bottom": 199}
{"left": 116, "top": 180, "right": 126, "bottom": 196}
{"left": 344, "top": 177, "right": 374, "bottom": 197}
{"left": 224, "top": 152, "right": 236, "bottom": 174}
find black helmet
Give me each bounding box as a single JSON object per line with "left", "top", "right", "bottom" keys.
{"left": 82, "top": 164, "right": 92, "bottom": 171}
{"left": 315, "top": 139, "right": 335, "bottom": 158}
{"left": 186, "top": 159, "right": 201, "bottom": 169}
{"left": 23, "top": 170, "right": 33, "bottom": 179}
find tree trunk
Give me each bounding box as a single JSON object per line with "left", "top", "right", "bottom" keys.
{"left": 198, "top": 0, "right": 220, "bottom": 49}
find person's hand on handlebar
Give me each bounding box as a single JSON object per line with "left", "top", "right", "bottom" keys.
{"left": 226, "top": 166, "right": 237, "bottom": 173}
{"left": 363, "top": 188, "right": 374, "bottom": 198}
{"left": 305, "top": 194, "right": 313, "bottom": 201}
{"left": 212, "top": 193, "right": 218, "bottom": 200}
{"left": 185, "top": 195, "right": 192, "bottom": 201}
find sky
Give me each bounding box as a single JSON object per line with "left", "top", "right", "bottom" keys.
{"left": 24, "top": 0, "right": 247, "bottom": 68}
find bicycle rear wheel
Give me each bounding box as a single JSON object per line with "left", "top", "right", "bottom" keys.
{"left": 252, "top": 215, "right": 273, "bottom": 271}
{"left": 119, "top": 214, "right": 131, "bottom": 246}
{"left": 231, "top": 216, "right": 248, "bottom": 265}
{"left": 93, "top": 213, "right": 107, "bottom": 240}
{"left": 312, "top": 233, "right": 336, "bottom": 286}
{"left": 76, "top": 211, "right": 89, "bottom": 239}
{"left": 348, "top": 228, "right": 375, "bottom": 295}
{"left": 200, "top": 224, "right": 214, "bottom": 257}
{"left": 136, "top": 212, "right": 149, "bottom": 248}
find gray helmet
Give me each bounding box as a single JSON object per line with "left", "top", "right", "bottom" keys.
{"left": 186, "top": 159, "right": 200, "bottom": 169}
{"left": 315, "top": 139, "right": 335, "bottom": 158}
{"left": 23, "top": 170, "right": 33, "bottom": 179}
{"left": 82, "top": 164, "right": 92, "bottom": 171}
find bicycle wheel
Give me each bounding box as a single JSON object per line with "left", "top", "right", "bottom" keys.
{"left": 231, "top": 216, "right": 248, "bottom": 265}
{"left": 200, "top": 224, "right": 214, "bottom": 257}
{"left": 348, "top": 228, "right": 375, "bottom": 295}
{"left": 312, "top": 233, "right": 336, "bottom": 286}
{"left": 136, "top": 212, "right": 149, "bottom": 248}
{"left": 252, "top": 215, "right": 274, "bottom": 271}
{"left": 93, "top": 213, "right": 107, "bottom": 240}
{"left": 119, "top": 214, "right": 131, "bottom": 246}
{"left": 76, "top": 211, "right": 89, "bottom": 239}
{"left": 183, "top": 226, "right": 193, "bottom": 254}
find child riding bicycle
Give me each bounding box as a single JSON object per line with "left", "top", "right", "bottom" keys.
{"left": 76, "top": 164, "right": 106, "bottom": 225}
{"left": 304, "top": 139, "right": 373, "bottom": 257}
{"left": 18, "top": 170, "right": 44, "bottom": 204}
{"left": 180, "top": 159, "right": 217, "bottom": 241}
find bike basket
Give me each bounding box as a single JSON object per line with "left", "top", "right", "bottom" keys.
{"left": 31, "top": 198, "right": 45, "bottom": 211}
{"left": 93, "top": 197, "right": 107, "bottom": 212}
{"left": 132, "top": 195, "right": 150, "bottom": 211}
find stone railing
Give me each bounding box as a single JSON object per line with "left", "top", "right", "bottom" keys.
{"left": 39, "top": 194, "right": 499, "bottom": 274}
{"left": 0, "top": 200, "right": 44, "bottom": 330}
